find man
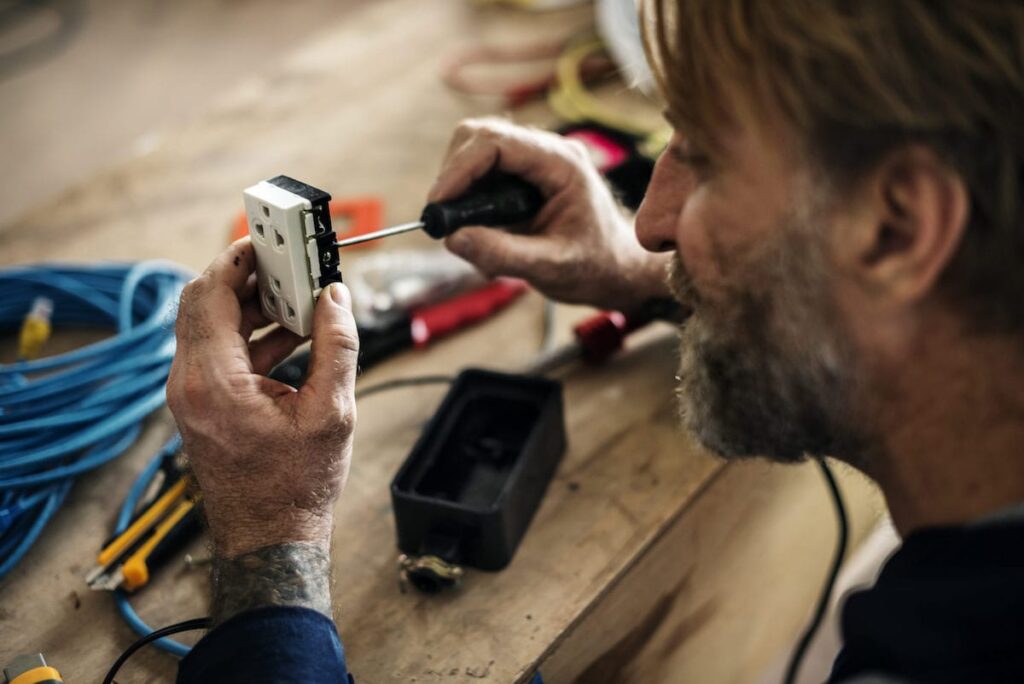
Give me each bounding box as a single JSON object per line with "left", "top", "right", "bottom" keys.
{"left": 169, "top": 1, "right": 1024, "bottom": 681}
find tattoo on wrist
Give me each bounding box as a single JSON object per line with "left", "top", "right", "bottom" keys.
{"left": 211, "top": 542, "right": 332, "bottom": 624}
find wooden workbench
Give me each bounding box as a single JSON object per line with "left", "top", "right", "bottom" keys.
{"left": 0, "top": 2, "right": 884, "bottom": 681}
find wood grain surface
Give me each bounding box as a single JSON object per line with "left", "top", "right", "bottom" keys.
{"left": 0, "top": 2, "right": 884, "bottom": 682}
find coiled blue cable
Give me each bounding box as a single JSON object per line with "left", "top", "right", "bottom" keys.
{"left": 0, "top": 261, "right": 190, "bottom": 580}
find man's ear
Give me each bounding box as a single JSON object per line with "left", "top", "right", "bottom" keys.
{"left": 844, "top": 145, "right": 970, "bottom": 303}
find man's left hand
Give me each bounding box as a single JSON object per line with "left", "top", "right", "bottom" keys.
{"left": 167, "top": 239, "right": 360, "bottom": 559}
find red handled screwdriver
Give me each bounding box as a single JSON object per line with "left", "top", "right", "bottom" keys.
{"left": 525, "top": 298, "right": 686, "bottom": 375}
{"left": 335, "top": 173, "right": 543, "bottom": 248}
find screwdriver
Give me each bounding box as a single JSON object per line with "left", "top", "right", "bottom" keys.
{"left": 335, "top": 172, "right": 543, "bottom": 248}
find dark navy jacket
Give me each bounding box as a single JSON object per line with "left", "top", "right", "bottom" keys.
{"left": 178, "top": 516, "right": 1024, "bottom": 683}
{"left": 178, "top": 606, "right": 353, "bottom": 683}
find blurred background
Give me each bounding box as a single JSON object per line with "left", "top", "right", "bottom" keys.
{"left": 0, "top": 0, "right": 363, "bottom": 226}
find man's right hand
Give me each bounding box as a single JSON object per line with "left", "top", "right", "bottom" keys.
{"left": 430, "top": 118, "right": 672, "bottom": 311}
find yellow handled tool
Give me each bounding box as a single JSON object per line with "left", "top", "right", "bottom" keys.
{"left": 121, "top": 498, "right": 197, "bottom": 591}
{"left": 4, "top": 654, "right": 62, "bottom": 684}
{"left": 86, "top": 477, "right": 199, "bottom": 592}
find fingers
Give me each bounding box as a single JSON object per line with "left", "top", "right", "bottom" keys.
{"left": 178, "top": 240, "right": 258, "bottom": 340}
{"left": 300, "top": 283, "right": 360, "bottom": 411}
{"left": 239, "top": 297, "right": 273, "bottom": 340}
{"left": 429, "top": 127, "right": 500, "bottom": 202}
{"left": 429, "top": 118, "right": 583, "bottom": 204}
{"left": 446, "top": 227, "right": 555, "bottom": 281}
{"left": 204, "top": 238, "right": 257, "bottom": 295}
{"left": 174, "top": 241, "right": 260, "bottom": 379}
{"left": 249, "top": 326, "right": 305, "bottom": 376}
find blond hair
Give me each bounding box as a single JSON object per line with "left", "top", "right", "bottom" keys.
{"left": 642, "top": 0, "right": 1024, "bottom": 330}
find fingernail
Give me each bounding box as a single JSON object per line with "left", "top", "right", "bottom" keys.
{"left": 328, "top": 282, "right": 350, "bottom": 307}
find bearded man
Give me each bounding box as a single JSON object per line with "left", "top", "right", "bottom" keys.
{"left": 169, "top": 2, "right": 1024, "bottom": 682}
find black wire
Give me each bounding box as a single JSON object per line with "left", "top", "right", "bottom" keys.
{"left": 782, "top": 457, "right": 849, "bottom": 684}
{"left": 355, "top": 375, "right": 455, "bottom": 399}
{"left": 103, "top": 617, "right": 212, "bottom": 684}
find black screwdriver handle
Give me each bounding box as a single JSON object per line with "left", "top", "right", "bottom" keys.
{"left": 420, "top": 173, "right": 544, "bottom": 239}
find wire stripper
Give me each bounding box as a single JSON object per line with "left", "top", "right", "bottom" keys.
{"left": 86, "top": 476, "right": 201, "bottom": 592}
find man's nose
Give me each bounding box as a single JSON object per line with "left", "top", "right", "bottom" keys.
{"left": 634, "top": 155, "right": 684, "bottom": 253}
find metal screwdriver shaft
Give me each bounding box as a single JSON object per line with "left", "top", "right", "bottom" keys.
{"left": 335, "top": 221, "right": 425, "bottom": 248}
{"left": 334, "top": 172, "right": 544, "bottom": 249}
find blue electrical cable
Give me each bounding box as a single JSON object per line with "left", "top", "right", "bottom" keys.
{"left": 1, "top": 262, "right": 545, "bottom": 667}
{"left": 0, "top": 261, "right": 190, "bottom": 582}
{"left": 113, "top": 432, "right": 194, "bottom": 656}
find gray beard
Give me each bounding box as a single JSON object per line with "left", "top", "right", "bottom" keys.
{"left": 671, "top": 219, "right": 866, "bottom": 464}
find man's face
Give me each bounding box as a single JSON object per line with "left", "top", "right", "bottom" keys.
{"left": 636, "top": 114, "right": 865, "bottom": 463}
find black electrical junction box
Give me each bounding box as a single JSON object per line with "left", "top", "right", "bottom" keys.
{"left": 391, "top": 369, "right": 566, "bottom": 584}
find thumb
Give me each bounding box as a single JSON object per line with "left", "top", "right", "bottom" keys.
{"left": 301, "top": 282, "right": 360, "bottom": 408}
{"left": 446, "top": 227, "right": 550, "bottom": 280}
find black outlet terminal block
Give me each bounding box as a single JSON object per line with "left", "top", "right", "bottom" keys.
{"left": 391, "top": 369, "right": 566, "bottom": 586}
{"left": 266, "top": 174, "right": 343, "bottom": 289}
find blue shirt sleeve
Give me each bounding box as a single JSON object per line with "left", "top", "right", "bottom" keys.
{"left": 177, "top": 606, "right": 353, "bottom": 683}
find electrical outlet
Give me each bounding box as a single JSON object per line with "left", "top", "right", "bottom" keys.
{"left": 242, "top": 175, "right": 342, "bottom": 336}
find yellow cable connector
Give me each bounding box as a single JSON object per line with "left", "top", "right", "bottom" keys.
{"left": 17, "top": 297, "right": 54, "bottom": 361}
{"left": 4, "top": 653, "right": 63, "bottom": 684}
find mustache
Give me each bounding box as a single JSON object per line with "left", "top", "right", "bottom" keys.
{"left": 668, "top": 256, "right": 701, "bottom": 309}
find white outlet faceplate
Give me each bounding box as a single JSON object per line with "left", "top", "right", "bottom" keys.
{"left": 243, "top": 181, "right": 321, "bottom": 336}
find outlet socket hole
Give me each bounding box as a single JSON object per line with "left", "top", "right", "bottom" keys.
{"left": 285, "top": 302, "right": 296, "bottom": 320}
{"left": 271, "top": 277, "right": 281, "bottom": 293}
{"left": 262, "top": 205, "right": 270, "bottom": 218}
{"left": 274, "top": 230, "right": 285, "bottom": 248}
{"left": 253, "top": 221, "right": 265, "bottom": 239}
{"left": 265, "top": 292, "right": 277, "bottom": 310}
